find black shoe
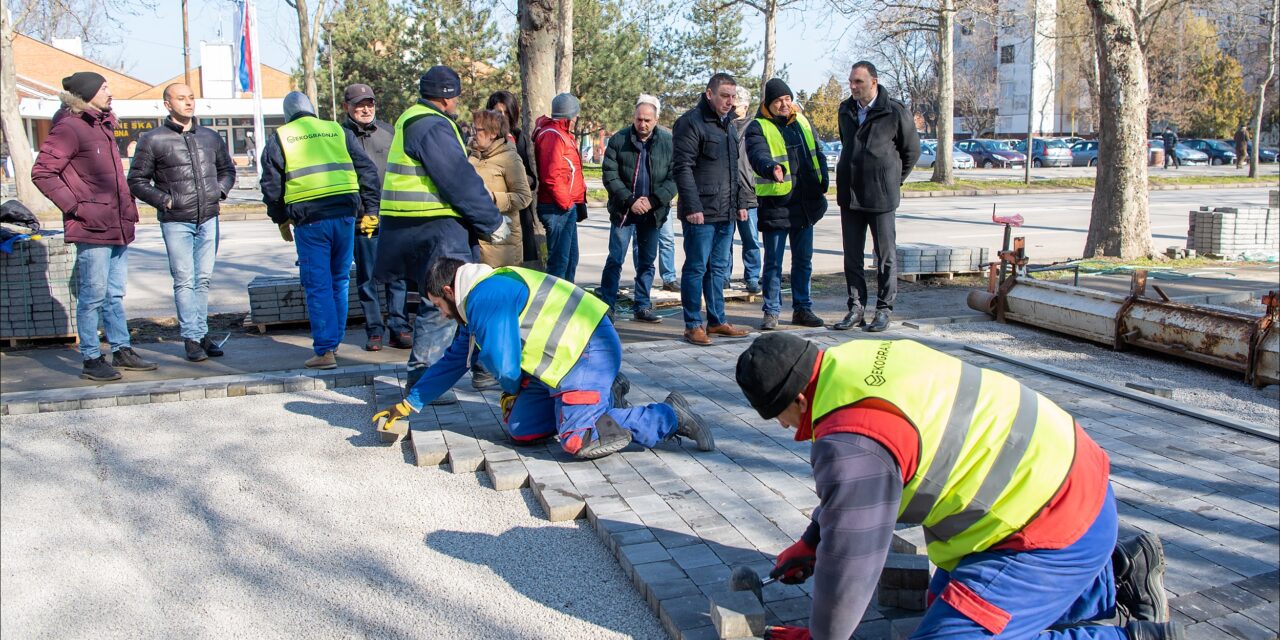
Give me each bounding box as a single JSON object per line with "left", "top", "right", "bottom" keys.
{"left": 1123, "top": 621, "right": 1184, "bottom": 640}
{"left": 389, "top": 331, "right": 413, "bottom": 349}
{"left": 80, "top": 355, "right": 122, "bottom": 381}
{"left": 832, "top": 308, "right": 866, "bottom": 331}
{"left": 792, "top": 309, "right": 824, "bottom": 328}
{"left": 199, "top": 335, "right": 224, "bottom": 357}
{"left": 364, "top": 334, "right": 383, "bottom": 351}
{"left": 112, "top": 347, "right": 157, "bottom": 371}
{"left": 471, "top": 366, "right": 500, "bottom": 391}
{"left": 611, "top": 372, "right": 631, "bottom": 409}
{"left": 661, "top": 280, "right": 680, "bottom": 293}
{"left": 184, "top": 339, "right": 208, "bottom": 362}
{"left": 761, "top": 314, "right": 778, "bottom": 331}
{"left": 665, "top": 391, "right": 714, "bottom": 451}
{"left": 573, "top": 415, "right": 634, "bottom": 459}
{"left": 865, "top": 309, "right": 891, "bottom": 333}
{"left": 633, "top": 307, "right": 661, "bottom": 323}
{"left": 1114, "top": 533, "right": 1169, "bottom": 623}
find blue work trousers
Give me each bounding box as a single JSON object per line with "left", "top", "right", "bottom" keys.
{"left": 294, "top": 216, "right": 354, "bottom": 356}
{"left": 761, "top": 225, "right": 814, "bottom": 316}
{"left": 913, "top": 486, "right": 1125, "bottom": 639}
{"left": 504, "top": 323, "right": 677, "bottom": 454}
{"left": 680, "top": 219, "right": 732, "bottom": 329}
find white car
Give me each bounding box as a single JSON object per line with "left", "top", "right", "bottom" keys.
{"left": 917, "top": 141, "right": 975, "bottom": 169}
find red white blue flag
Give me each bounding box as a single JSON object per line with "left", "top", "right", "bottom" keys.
{"left": 235, "top": 0, "right": 254, "bottom": 93}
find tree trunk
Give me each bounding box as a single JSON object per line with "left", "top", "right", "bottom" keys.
{"left": 1084, "top": 0, "right": 1152, "bottom": 259}
{"left": 0, "top": 0, "right": 48, "bottom": 212}
{"left": 1250, "top": 0, "right": 1278, "bottom": 179}
{"left": 761, "top": 0, "right": 777, "bottom": 89}
{"left": 555, "top": 0, "right": 573, "bottom": 94}
{"left": 520, "top": 0, "right": 557, "bottom": 134}
{"left": 932, "top": 0, "right": 955, "bottom": 185}
{"left": 294, "top": 0, "right": 319, "bottom": 105}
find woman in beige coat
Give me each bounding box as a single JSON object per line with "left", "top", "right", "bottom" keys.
{"left": 468, "top": 110, "right": 533, "bottom": 268}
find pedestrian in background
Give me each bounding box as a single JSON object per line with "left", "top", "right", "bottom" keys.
{"left": 833, "top": 61, "right": 919, "bottom": 333}
{"left": 33, "top": 72, "right": 157, "bottom": 381}
{"left": 486, "top": 90, "right": 544, "bottom": 268}
{"left": 599, "top": 94, "right": 676, "bottom": 324}
{"left": 534, "top": 93, "right": 587, "bottom": 282}
{"left": 1161, "top": 126, "right": 1180, "bottom": 170}
{"left": 1233, "top": 123, "right": 1250, "bottom": 170}
{"left": 341, "top": 83, "right": 412, "bottom": 353}
{"left": 260, "top": 91, "right": 382, "bottom": 370}
{"left": 128, "top": 82, "right": 236, "bottom": 362}
{"left": 671, "top": 72, "right": 753, "bottom": 346}
{"left": 730, "top": 85, "right": 762, "bottom": 295}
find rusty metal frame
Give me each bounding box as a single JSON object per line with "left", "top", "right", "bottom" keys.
{"left": 1247, "top": 291, "right": 1279, "bottom": 387}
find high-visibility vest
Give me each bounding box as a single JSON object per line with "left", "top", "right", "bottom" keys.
{"left": 810, "top": 339, "right": 1077, "bottom": 571}
{"left": 277, "top": 117, "right": 359, "bottom": 205}
{"left": 753, "top": 113, "right": 821, "bottom": 197}
{"left": 381, "top": 102, "right": 464, "bottom": 218}
{"left": 474, "top": 267, "right": 608, "bottom": 388}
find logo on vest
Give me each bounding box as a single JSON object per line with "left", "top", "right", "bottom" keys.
{"left": 286, "top": 132, "right": 340, "bottom": 143}
{"left": 864, "top": 341, "right": 893, "bottom": 386}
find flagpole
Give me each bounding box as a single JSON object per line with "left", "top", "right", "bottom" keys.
{"left": 248, "top": 0, "right": 266, "bottom": 180}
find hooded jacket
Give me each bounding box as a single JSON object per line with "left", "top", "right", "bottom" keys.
{"left": 32, "top": 92, "right": 140, "bottom": 245}
{"left": 671, "top": 94, "right": 753, "bottom": 223}
{"left": 469, "top": 137, "right": 533, "bottom": 267}
{"left": 836, "top": 89, "right": 920, "bottom": 214}
{"left": 127, "top": 118, "right": 237, "bottom": 224}
{"left": 744, "top": 104, "right": 829, "bottom": 232}
{"left": 533, "top": 116, "right": 586, "bottom": 210}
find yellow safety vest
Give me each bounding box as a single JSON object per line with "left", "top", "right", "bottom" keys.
{"left": 470, "top": 267, "right": 608, "bottom": 388}
{"left": 381, "top": 102, "right": 464, "bottom": 218}
{"left": 811, "top": 339, "right": 1077, "bottom": 571}
{"left": 753, "top": 113, "right": 821, "bottom": 197}
{"left": 277, "top": 117, "right": 359, "bottom": 205}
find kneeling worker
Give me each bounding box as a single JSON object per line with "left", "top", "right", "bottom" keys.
{"left": 375, "top": 257, "right": 715, "bottom": 459}
{"left": 735, "top": 333, "right": 1180, "bottom": 640}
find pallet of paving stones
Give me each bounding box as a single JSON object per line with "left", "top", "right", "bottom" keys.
{"left": 895, "top": 243, "right": 989, "bottom": 282}
{"left": 614, "top": 283, "right": 760, "bottom": 309}
{"left": 0, "top": 235, "right": 79, "bottom": 344}
{"left": 1186, "top": 206, "right": 1278, "bottom": 257}
{"left": 246, "top": 269, "right": 421, "bottom": 332}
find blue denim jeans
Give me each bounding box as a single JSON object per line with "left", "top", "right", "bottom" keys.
{"left": 538, "top": 204, "right": 578, "bottom": 282}
{"left": 354, "top": 232, "right": 409, "bottom": 338}
{"left": 74, "top": 243, "right": 131, "bottom": 359}
{"left": 160, "top": 218, "right": 218, "bottom": 340}
{"left": 293, "top": 216, "right": 355, "bottom": 356}
{"left": 680, "top": 219, "right": 732, "bottom": 329}
{"left": 730, "top": 208, "right": 761, "bottom": 288}
{"left": 600, "top": 219, "right": 660, "bottom": 312}
{"left": 650, "top": 214, "right": 678, "bottom": 285}
{"left": 761, "top": 225, "right": 814, "bottom": 316}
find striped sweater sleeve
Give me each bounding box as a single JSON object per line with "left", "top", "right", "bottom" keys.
{"left": 808, "top": 432, "right": 903, "bottom": 640}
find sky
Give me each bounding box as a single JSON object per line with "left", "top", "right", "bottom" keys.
{"left": 98, "top": 0, "right": 860, "bottom": 96}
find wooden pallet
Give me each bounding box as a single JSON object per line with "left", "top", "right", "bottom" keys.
{"left": 2, "top": 333, "right": 79, "bottom": 348}
{"left": 897, "top": 271, "right": 983, "bottom": 283}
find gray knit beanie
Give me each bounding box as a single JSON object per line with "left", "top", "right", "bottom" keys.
{"left": 551, "top": 93, "right": 581, "bottom": 120}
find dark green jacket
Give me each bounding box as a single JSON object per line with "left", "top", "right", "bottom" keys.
{"left": 602, "top": 125, "right": 677, "bottom": 227}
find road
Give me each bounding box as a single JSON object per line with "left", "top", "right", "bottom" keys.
{"left": 118, "top": 187, "right": 1276, "bottom": 317}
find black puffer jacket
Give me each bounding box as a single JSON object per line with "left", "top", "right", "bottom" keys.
{"left": 672, "top": 95, "right": 753, "bottom": 223}
{"left": 128, "top": 120, "right": 236, "bottom": 224}
{"left": 836, "top": 90, "right": 920, "bottom": 214}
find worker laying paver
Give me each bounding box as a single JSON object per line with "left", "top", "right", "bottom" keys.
{"left": 374, "top": 257, "right": 715, "bottom": 459}
{"left": 735, "top": 333, "right": 1182, "bottom": 640}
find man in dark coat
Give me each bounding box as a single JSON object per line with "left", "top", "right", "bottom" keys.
{"left": 128, "top": 83, "right": 236, "bottom": 363}
{"left": 1161, "top": 126, "right": 1180, "bottom": 169}
{"left": 833, "top": 61, "right": 920, "bottom": 333}
{"left": 598, "top": 95, "right": 677, "bottom": 323}
{"left": 33, "top": 72, "right": 158, "bottom": 381}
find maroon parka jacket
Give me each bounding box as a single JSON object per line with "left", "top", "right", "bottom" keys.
{"left": 32, "top": 92, "right": 139, "bottom": 245}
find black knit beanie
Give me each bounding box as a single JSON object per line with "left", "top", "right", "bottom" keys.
{"left": 62, "top": 72, "right": 106, "bottom": 102}
{"left": 735, "top": 333, "right": 820, "bottom": 420}
{"left": 763, "top": 78, "right": 793, "bottom": 107}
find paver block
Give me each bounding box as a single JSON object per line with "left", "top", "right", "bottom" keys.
{"left": 447, "top": 446, "right": 485, "bottom": 473}
{"left": 532, "top": 479, "right": 586, "bottom": 521}
{"left": 375, "top": 416, "right": 409, "bottom": 444}
{"left": 484, "top": 457, "right": 528, "bottom": 490}
{"left": 658, "top": 594, "right": 712, "bottom": 639}
{"left": 880, "top": 552, "right": 931, "bottom": 589}
{"left": 709, "top": 590, "right": 766, "bottom": 638}
{"left": 409, "top": 427, "right": 448, "bottom": 467}
{"left": 891, "top": 525, "right": 927, "bottom": 555}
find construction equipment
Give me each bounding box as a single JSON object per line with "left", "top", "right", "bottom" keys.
{"left": 729, "top": 565, "right": 776, "bottom": 603}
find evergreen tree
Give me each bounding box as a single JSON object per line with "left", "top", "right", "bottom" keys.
{"left": 804, "top": 75, "right": 844, "bottom": 140}
{"left": 316, "top": 0, "right": 413, "bottom": 121}
{"left": 569, "top": 0, "right": 652, "bottom": 135}
{"left": 402, "top": 0, "right": 512, "bottom": 119}
{"left": 668, "top": 0, "right": 755, "bottom": 117}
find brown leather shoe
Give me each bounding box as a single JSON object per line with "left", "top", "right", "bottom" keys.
{"left": 707, "top": 322, "right": 750, "bottom": 338}
{"left": 684, "top": 326, "right": 712, "bottom": 346}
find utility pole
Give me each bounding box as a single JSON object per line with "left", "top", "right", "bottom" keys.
{"left": 323, "top": 21, "right": 336, "bottom": 120}
{"left": 1023, "top": 0, "right": 1037, "bottom": 185}
{"left": 182, "top": 0, "right": 192, "bottom": 88}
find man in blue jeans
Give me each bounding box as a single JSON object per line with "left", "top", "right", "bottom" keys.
{"left": 260, "top": 92, "right": 382, "bottom": 369}
{"left": 671, "top": 73, "right": 755, "bottom": 346}
{"left": 534, "top": 93, "right": 587, "bottom": 282}
{"left": 651, "top": 216, "right": 680, "bottom": 292}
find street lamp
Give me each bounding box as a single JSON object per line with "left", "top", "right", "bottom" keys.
{"left": 323, "top": 21, "right": 337, "bottom": 120}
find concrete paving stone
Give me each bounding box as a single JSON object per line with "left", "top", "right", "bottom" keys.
{"left": 3, "top": 401, "right": 38, "bottom": 415}
{"left": 376, "top": 416, "right": 410, "bottom": 444}
{"left": 37, "top": 399, "right": 79, "bottom": 412}
{"left": 648, "top": 519, "right": 703, "bottom": 549}
{"left": 531, "top": 479, "right": 586, "bottom": 522}
{"left": 853, "top": 619, "right": 892, "bottom": 639}
{"left": 622, "top": 541, "right": 674, "bottom": 569}
{"left": 1240, "top": 602, "right": 1280, "bottom": 632}
{"left": 761, "top": 579, "right": 807, "bottom": 603}
{"left": 1193, "top": 545, "right": 1279, "bottom": 579}
{"left": 584, "top": 494, "right": 632, "bottom": 517}
{"left": 484, "top": 458, "right": 528, "bottom": 490}
{"left": 1171, "top": 592, "right": 1235, "bottom": 622}
{"left": 669, "top": 543, "right": 724, "bottom": 571}
{"left": 1201, "top": 583, "right": 1268, "bottom": 612}
{"left": 881, "top": 553, "right": 931, "bottom": 589}
{"left": 77, "top": 396, "right": 118, "bottom": 409}
{"left": 115, "top": 393, "right": 150, "bottom": 406}
{"left": 889, "top": 615, "right": 925, "bottom": 640}
{"left": 244, "top": 382, "right": 284, "bottom": 395}
{"left": 637, "top": 559, "right": 691, "bottom": 587}
{"left": 658, "top": 593, "right": 714, "bottom": 639}
{"left": 627, "top": 493, "right": 676, "bottom": 515}
{"left": 709, "top": 590, "right": 766, "bottom": 638}
{"left": 765, "top": 595, "right": 811, "bottom": 623}
{"left": 593, "top": 510, "right": 647, "bottom": 538}
{"left": 1235, "top": 571, "right": 1280, "bottom": 602}
{"left": 446, "top": 446, "right": 485, "bottom": 473}
{"left": 202, "top": 386, "right": 229, "bottom": 399}
{"left": 892, "top": 525, "right": 927, "bottom": 555}
{"left": 1210, "top": 612, "right": 1277, "bottom": 640}
{"left": 409, "top": 427, "right": 448, "bottom": 467}
{"left": 645, "top": 578, "right": 703, "bottom": 609}
{"left": 610, "top": 527, "right": 658, "bottom": 550}
{"left": 149, "top": 391, "right": 181, "bottom": 404}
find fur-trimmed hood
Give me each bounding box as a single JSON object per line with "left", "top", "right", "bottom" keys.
{"left": 55, "top": 91, "right": 113, "bottom": 127}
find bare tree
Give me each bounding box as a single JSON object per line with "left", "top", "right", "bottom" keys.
{"left": 720, "top": 0, "right": 808, "bottom": 91}
{"left": 954, "top": 64, "right": 998, "bottom": 137}
{"left": 555, "top": 0, "right": 573, "bottom": 93}
{"left": 284, "top": 0, "right": 334, "bottom": 106}
{"left": 519, "top": 0, "right": 557, "bottom": 132}
{"left": 1249, "top": 0, "right": 1278, "bottom": 177}
{"left": 1, "top": 0, "right": 47, "bottom": 210}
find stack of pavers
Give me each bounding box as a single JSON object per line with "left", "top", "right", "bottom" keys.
{"left": 1186, "top": 205, "right": 1279, "bottom": 259}
{"left": 896, "top": 243, "right": 989, "bottom": 277}
{"left": 0, "top": 235, "right": 78, "bottom": 342}
{"left": 247, "top": 268, "right": 420, "bottom": 328}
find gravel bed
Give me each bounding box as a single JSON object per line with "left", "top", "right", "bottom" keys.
{"left": 928, "top": 322, "right": 1280, "bottom": 426}
{"left": 0, "top": 388, "right": 664, "bottom": 640}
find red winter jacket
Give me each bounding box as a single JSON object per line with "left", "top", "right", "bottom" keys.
{"left": 533, "top": 116, "right": 586, "bottom": 210}
{"left": 32, "top": 92, "right": 139, "bottom": 245}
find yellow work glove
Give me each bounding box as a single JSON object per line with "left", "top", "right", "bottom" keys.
{"left": 500, "top": 392, "right": 517, "bottom": 423}
{"left": 358, "top": 215, "right": 379, "bottom": 237}
{"left": 372, "top": 400, "right": 415, "bottom": 431}
{"left": 278, "top": 223, "right": 293, "bottom": 243}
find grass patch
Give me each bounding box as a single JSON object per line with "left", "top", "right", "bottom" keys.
{"left": 583, "top": 164, "right": 603, "bottom": 179}
{"left": 587, "top": 187, "right": 608, "bottom": 202}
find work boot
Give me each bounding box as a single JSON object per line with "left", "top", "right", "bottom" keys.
{"left": 305, "top": 350, "right": 337, "bottom": 370}
{"left": 81, "top": 355, "right": 122, "bottom": 381}
{"left": 430, "top": 390, "right": 458, "bottom": 406}
{"left": 761, "top": 314, "right": 779, "bottom": 331}
{"left": 661, "top": 280, "right": 680, "bottom": 293}
{"left": 865, "top": 309, "right": 891, "bottom": 333}
{"left": 665, "top": 391, "right": 714, "bottom": 451}
{"left": 1123, "top": 621, "right": 1185, "bottom": 640}
{"left": 633, "top": 307, "right": 661, "bottom": 324}
{"left": 746, "top": 280, "right": 762, "bottom": 295}
{"left": 611, "top": 372, "right": 631, "bottom": 409}
{"left": 707, "top": 323, "right": 750, "bottom": 337}
{"left": 184, "top": 338, "right": 208, "bottom": 362}
{"left": 112, "top": 347, "right": 158, "bottom": 371}
{"left": 364, "top": 334, "right": 383, "bottom": 352}
{"left": 389, "top": 331, "right": 413, "bottom": 349}
{"left": 471, "top": 364, "right": 500, "bottom": 391}
{"left": 571, "top": 416, "right": 634, "bottom": 460}
{"left": 199, "top": 335, "right": 224, "bottom": 357}
{"left": 1114, "top": 533, "right": 1169, "bottom": 623}
{"left": 684, "top": 326, "right": 712, "bottom": 346}
{"left": 832, "top": 307, "right": 866, "bottom": 331}
{"left": 792, "top": 309, "right": 824, "bottom": 328}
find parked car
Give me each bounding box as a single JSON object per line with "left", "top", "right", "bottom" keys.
{"left": 956, "top": 139, "right": 1026, "bottom": 168}
{"left": 1234, "top": 141, "right": 1280, "bottom": 163}
{"left": 1057, "top": 136, "right": 1084, "bottom": 147}
{"left": 1071, "top": 140, "right": 1099, "bottom": 167}
{"left": 1147, "top": 139, "right": 1210, "bottom": 165}
{"left": 821, "top": 140, "right": 840, "bottom": 170}
{"left": 1012, "top": 138, "right": 1074, "bottom": 167}
{"left": 1181, "top": 139, "right": 1237, "bottom": 165}
{"left": 916, "top": 141, "right": 975, "bottom": 169}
